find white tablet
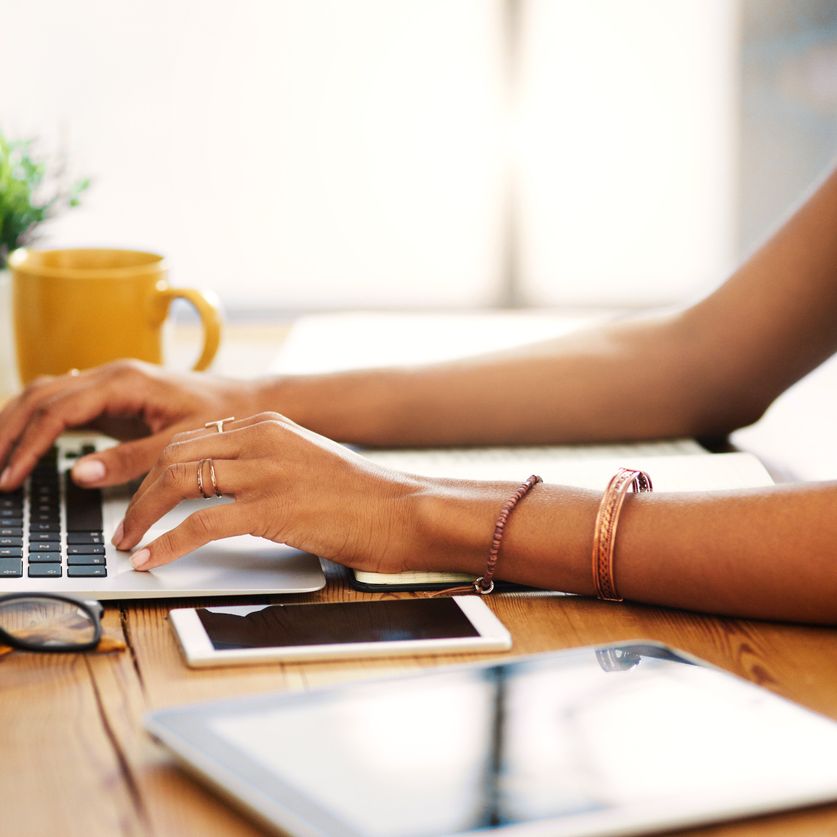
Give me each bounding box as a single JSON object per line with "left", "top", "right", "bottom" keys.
{"left": 147, "top": 642, "right": 837, "bottom": 837}
{"left": 169, "top": 596, "right": 511, "bottom": 667}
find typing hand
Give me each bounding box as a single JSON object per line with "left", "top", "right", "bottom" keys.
{"left": 0, "top": 360, "right": 260, "bottom": 491}
{"left": 114, "top": 412, "right": 423, "bottom": 573}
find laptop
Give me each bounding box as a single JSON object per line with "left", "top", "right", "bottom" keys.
{"left": 0, "top": 432, "right": 325, "bottom": 600}
{"left": 146, "top": 641, "right": 837, "bottom": 836}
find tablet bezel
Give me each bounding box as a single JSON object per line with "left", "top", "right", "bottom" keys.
{"left": 168, "top": 595, "right": 512, "bottom": 667}
{"left": 146, "top": 641, "right": 837, "bottom": 837}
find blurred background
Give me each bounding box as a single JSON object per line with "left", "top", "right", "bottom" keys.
{"left": 2, "top": 0, "right": 836, "bottom": 318}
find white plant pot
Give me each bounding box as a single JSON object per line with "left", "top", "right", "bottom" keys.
{"left": 0, "top": 269, "right": 19, "bottom": 397}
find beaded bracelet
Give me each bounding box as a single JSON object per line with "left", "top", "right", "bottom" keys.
{"left": 592, "top": 467, "right": 653, "bottom": 602}
{"left": 474, "top": 474, "right": 543, "bottom": 594}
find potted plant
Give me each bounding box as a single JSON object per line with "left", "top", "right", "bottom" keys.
{"left": 0, "top": 133, "right": 89, "bottom": 393}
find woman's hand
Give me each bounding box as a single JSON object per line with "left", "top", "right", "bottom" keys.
{"left": 114, "top": 412, "right": 426, "bottom": 574}
{"left": 0, "top": 360, "right": 262, "bottom": 490}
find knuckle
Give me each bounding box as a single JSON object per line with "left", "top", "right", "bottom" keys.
{"left": 163, "top": 462, "right": 190, "bottom": 490}
{"left": 188, "top": 510, "right": 216, "bottom": 539}
{"left": 112, "top": 444, "right": 139, "bottom": 469}
{"left": 108, "top": 358, "right": 148, "bottom": 382}
{"left": 30, "top": 403, "right": 59, "bottom": 431}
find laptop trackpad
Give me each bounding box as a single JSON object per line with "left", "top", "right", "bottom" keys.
{"left": 139, "top": 498, "right": 315, "bottom": 580}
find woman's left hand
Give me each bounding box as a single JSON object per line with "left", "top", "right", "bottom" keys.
{"left": 114, "top": 412, "right": 425, "bottom": 574}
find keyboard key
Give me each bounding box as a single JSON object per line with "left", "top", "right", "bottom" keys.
{"left": 65, "top": 476, "right": 103, "bottom": 532}
{"left": 67, "top": 555, "right": 106, "bottom": 566}
{"left": 30, "top": 532, "right": 61, "bottom": 543}
{"left": 28, "top": 564, "right": 62, "bottom": 578}
{"left": 30, "top": 504, "right": 60, "bottom": 514}
{"left": 0, "top": 537, "right": 23, "bottom": 548}
{"left": 67, "top": 565, "right": 107, "bottom": 578}
{"left": 0, "top": 518, "right": 22, "bottom": 528}
{"left": 67, "top": 532, "right": 105, "bottom": 545}
{"left": 31, "top": 542, "right": 62, "bottom": 552}
{"left": 0, "top": 558, "right": 23, "bottom": 577}
{"left": 67, "top": 545, "right": 105, "bottom": 556}
{"left": 0, "top": 527, "right": 23, "bottom": 538}
{"left": 28, "top": 552, "right": 61, "bottom": 563}
{"left": 0, "top": 508, "right": 23, "bottom": 519}
{"left": 0, "top": 547, "right": 23, "bottom": 558}
{"left": 29, "top": 520, "right": 61, "bottom": 532}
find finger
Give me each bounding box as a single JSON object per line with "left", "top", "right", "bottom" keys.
{"left": 129, "top": 417, "right": 280, "bottom": 505}
{"left": 166, "top": 412, "right": 287, "bottom": 445}
{"left": 0, "top": 361, "right": 166, "bottom": 489}
{"left": 0, "top": 373, "right": 73, "bottom": 475}
{"left": 129, "top": 503, "right": 252, "bottom": 571}
{"left": 118, "top": 459, "right": 247, "bottom": 550}
{"left": 0, "top": 381, "right": 112, "bottom": 490}
{"left": 71, "top": 430, "right": 177, "bottom": 488}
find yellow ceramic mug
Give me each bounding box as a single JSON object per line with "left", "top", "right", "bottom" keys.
{"left": 9, "top": 248, "right": 222, "bottom": 384}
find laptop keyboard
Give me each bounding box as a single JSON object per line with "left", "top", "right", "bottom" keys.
{"left": 0, "top": 446, "right": 107, "bottom": 579}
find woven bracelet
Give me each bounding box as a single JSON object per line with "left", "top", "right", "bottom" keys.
{"left": 474, "top": 474, "right": 543, "bottom": 594}
{"left": 591, "top": 467, "right": 653, "bottom": 602}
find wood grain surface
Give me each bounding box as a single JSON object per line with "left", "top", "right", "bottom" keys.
{"left": 5, "top": 559, "right": 837, "bottom": 837}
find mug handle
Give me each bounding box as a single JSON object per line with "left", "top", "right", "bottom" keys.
{"left": 156, "top": 287, "right": 222, "bottom": 371}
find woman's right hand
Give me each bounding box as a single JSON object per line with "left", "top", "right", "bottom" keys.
{"left": 0, "top": 359, "right": 262, "bottom": 491}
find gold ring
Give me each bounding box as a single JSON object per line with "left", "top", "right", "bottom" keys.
{"left": 207, "top": 458, "right": 222, "bottom": 498}
{"left": 204, "top": 416, "right": 235, "bottom": 433}
{"left": 197, "top": 459, "right": 209, "bottom": 499}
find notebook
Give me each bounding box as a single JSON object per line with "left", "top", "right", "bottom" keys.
{"left": 146, "top": 641, "right": 837, "bottom": 837}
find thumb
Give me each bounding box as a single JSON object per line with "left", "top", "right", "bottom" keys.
{"left": 71, "top": 432, "right": 171, "bottom": 487}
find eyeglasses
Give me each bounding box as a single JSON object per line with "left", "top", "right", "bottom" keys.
{"left": 0, "top": 593, "right": 103, "bottom": 653}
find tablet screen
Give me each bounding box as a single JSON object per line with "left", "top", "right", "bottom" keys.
{"left": 149, "top": 644, "right": 837, "bottom": 837}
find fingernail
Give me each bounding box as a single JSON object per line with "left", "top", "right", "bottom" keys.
{"left": 73, "top": 459, "right": 106, "bottom": 484}
{"left": 131, "top": 548, "right": 151, "bottom": 570}
{"left": 111, "top": 520, "right": 124, "bottom": 547}
{"left": 0, "top": 467, "right": 10, "bottom": 490}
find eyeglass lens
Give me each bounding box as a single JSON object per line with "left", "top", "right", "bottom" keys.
{"left": 0, "top": 597, "right": 98, "bottom": 648}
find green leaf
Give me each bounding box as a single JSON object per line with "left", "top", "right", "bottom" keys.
{"left": 0, "top": 129, "right": 90, "bottom": 254}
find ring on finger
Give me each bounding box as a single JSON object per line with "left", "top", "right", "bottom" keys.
{"left": 204, "top": 416, "right": 235, "bottom": 433}
{"left": 197, "top": 458, "right": 222, "bottom": 499}
{"left": 197, "top": 459, "right": 209, "bottom": 499}
{"left": 207, "top": 458, "right": 222, "bottom": 498}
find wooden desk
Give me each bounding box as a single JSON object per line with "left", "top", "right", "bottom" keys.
{"left": 3, "top": 321, "right": 837, "bottom": 837}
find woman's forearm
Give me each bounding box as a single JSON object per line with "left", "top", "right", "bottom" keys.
{"left": 407, "top": 478, "right": 837, "bottom": 624}
{"left": 262, "top": 311, "right": 726, "bottom": 446}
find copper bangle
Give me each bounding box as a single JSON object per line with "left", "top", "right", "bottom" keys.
{"left": 592, "top": 467, "right": 653, "bottom": 602}
{"left": 475, "top": 475, "right": 542, "bottom": 594}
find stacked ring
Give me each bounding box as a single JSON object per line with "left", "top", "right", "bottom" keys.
{"left": 197, "top": 459, "right": 222, "bottom": 499}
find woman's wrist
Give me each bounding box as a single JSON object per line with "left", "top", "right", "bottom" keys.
{"left": 406, "top": 478, "right": 600, "bottom": 593}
